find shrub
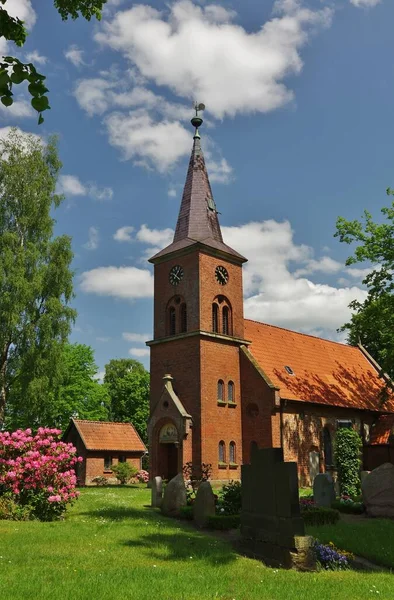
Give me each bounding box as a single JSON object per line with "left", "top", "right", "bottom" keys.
{"left": 92, "top": 476, "right": 107, "bottom": 486}
{"left": 217, "top": 480, "right": 241, "bottom": 515}
{"left": 335, "top": 428, "right": 362, "bottom": 497}
{"left": 183, "top": 462, "right": 212, "bottom": 505}
{"left": 301, "top": 506, "right": 340, "bottom": 526}
{"left": 135, "top": 469, "right": 149, "bottom": 483}
{"left": 314, "top": 540, "right": 352, "bottom": 570}
{"left": 207, "top": 514, "right": 240, "bottom": 530}
{"left": 111, "top": 462, "right": 138, "bottom": 484}
{"left": 332, "top": 498, "right": 364, "bottom": 514}
{"left": 0, "top": 427, "right": 82, "bottom": 521}
{"left": 0, "top": 493, "right": 33, "bottom": 521}
{"left": 179, "top": 506, "right": 194, "bottom": 520}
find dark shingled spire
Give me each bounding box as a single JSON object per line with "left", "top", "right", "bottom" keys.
{"left": 150, "top": 115, "right": 246, "bottom": 264}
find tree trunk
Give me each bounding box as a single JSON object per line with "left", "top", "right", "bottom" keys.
{"left": 0, "top": 342, "right": 10, "bottom": 426}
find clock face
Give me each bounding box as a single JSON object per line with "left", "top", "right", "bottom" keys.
{"left": 215, "top": 265, "right": 229, "bottom": 285}
{"left": 169, "top": 265, "right": 184, "bottom": 285}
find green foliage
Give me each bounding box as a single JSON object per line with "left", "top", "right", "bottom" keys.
{"left": 111, "top": 462, "right": 138, "bottom": 485}
{"left": 91, "top": 476, "right": 107, "bottom": 487}
{"left": 332, "top": 500, "right": 364, "bottom": 514}
{"left": 179, "top": 505, "right": 194, "bottom": 520}
{"left": 0, "top": 492, "right": 33, "bottom": 521}
{"left": 0, "top": 1, "right": 106, "bottom": 122}
{"left": 217, "top": 480, "right": 242, "bottom": 515}
{"left": 207, "top": 514, "right": 240, "bottom": 530}
{"left": 104, "top": 359, "right": 149, "bottom": 443}
{"left": 301, "top": 507, "right": 340, "bottom": 526}
{"left": 335, "top": 193, "right": 394, "bottom": 382}
{"left": 334, "top": 428, "right": 362, "bottom": 497}
{"left": 51, "top": 343, "right": 110, "bottom": 429}
{"left": 0, "top": 129, "right": 76, "bottom": 427}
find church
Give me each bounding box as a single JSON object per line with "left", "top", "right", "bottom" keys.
{"left": 147, "top": 111, "right": 394, "bottom": 486}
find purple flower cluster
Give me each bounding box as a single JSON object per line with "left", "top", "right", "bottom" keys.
{"left": 314, "top": 540, "right": 350, "bottom": 570}
{"left": 300, "top": 497, "right": 315, "bottom": 510}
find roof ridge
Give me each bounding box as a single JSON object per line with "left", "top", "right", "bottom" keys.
{"left": 73, "top": 420, "right": 133, "bottom": 426}
{"left": 244, "top": 318, "right": 357, "bottom": 349}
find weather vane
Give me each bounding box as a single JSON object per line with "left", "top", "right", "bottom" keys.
{"left": 191, "top": 102, "right": 205, "bottom": 136}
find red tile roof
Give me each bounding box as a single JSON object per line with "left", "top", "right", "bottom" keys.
{"left": 71, "top": 419, "right": 147, "bottom": 452}
{"left": 244, "top": 320, "right": 394, "bottom": 412}
{"left": 370, "top": 414, "right": 394, "bottom": 444}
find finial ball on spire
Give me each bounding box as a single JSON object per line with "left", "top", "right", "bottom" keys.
{"left": 191, "top": 101, "right": 205, "bottom": 132}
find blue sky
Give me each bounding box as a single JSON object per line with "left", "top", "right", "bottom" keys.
{"left": 3, "top": 0, "right": 394, "bottom": 376}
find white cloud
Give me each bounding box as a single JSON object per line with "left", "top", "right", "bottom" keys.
{"left": 79, "top": 266, "right": 153, "bottom": 299}
{"left": 294, "top": 256, "right": 342, "bottom": 277}
{"left": 122, "top": 332, "right": 150, "bottom": 343}
{"left": 128, "top": 347, "right": 150, "bottom": 357}
{"left": 114, "top": 226, "right": 135, "bottom": 242}
{"left": 6, "top": 0, "right": 36, "bottom": 29}
{"left": 57, "top": 174, "right": 113, "bottom": 201}
{"left": 136, "top": 224, "right": 173, "bottom": 247}
{"left": 350, "top": 0, "right": 381, "bottom": 7}
{"left": 83, "top": 226, "right": 99, "bottom": 251}
{"left": 94, "top": 370, "right": 105, "bottom": 383}
{"left": 0, "top": 98, "right": 34, "bottom": 119}
{"left": 64, "top": 45, "right": 85, "bottom": 67}
{"left": 222, "top": 220, "right": 367, "bottom": 337}
{"left": 95, "top": 0, "right": 333, "bottom": 119}
{"left": 168, "top": 186, "right": 177, "bottom": 198}
{"left": 25, "top": 50, "right": 48, "bottom": 65}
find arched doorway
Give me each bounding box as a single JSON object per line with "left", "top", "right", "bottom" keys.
{"left": 159, "top": 423, "right": 179, "bottom": 480}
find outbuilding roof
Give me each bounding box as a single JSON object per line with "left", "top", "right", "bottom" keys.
{"left": 69, "top": 419, "right": 147, "bottom": 453}
{"left": 244, "top": 319, "right": 394, "bottom": 413}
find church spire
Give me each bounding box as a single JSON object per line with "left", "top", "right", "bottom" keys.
{"left": 149, "top": 104, "right": 246, "bottom": 264}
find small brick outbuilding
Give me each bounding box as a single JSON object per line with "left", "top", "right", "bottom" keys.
{"left": 63, "top": 419, "right": 147, "bottom": 485}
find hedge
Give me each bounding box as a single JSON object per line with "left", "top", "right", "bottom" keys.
{"left": 301, "top": 507, "right": 340, "bottom": 526}
{"left": 207, "top": 514, "right": 240, "bottom": 530}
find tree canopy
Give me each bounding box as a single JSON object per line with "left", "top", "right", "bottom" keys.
{"left": 335, "top": 190, "right": 394, "bottom": 380}
{"left": 104, "top": 359, "right": 150, "bottom": 444}
{"left": 0, "top": 128, "right": 76, "bottom": 425}
{"left": 0, "top": 0, "right": 107, "bottom": 122}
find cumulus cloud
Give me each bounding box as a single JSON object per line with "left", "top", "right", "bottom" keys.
{"left": 83, "top": 226, "right": 99, "bottom": 251}
{"left": 57, "top": 174, "right": 113, "bottom": 201}
{"left": 123, "top": 332, "right": 150, "bottom": 342}
{"left": 128, "top": 347, "right": 150, "bottom": 357}
{"left": 136, "top": 224, "right": 173, "bottom": 247}
{"left": 79, "top": 266, "right": 153, "bottom": 299}
{"left": 114, "top": 226, "right": 135, "bottom": 242}
{"left": 95, "top": 0, "right": 333, "bottom": 119}
{"left": 350, "top": 0, "right": 381, "bottom": 7}
{"left": 0, "top": 98, "right": 34, "bottom": 119}
{"left": 64, "top": 45, "right": 85, "bottom": 67}
{"left": 25, "top": 50, "right": 48, "bottom": 65}
{"left": 6, "top": 0, "right": 36, "bottom": 29}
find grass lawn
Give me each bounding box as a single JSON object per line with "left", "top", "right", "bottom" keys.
{"left": 0, "top": 487, "right": 393, "bottom": 600}
{"left": 307, "top": 518, "right": 394, "bottom": 570}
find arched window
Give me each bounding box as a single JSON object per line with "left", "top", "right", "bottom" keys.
{"left": 169, "top": 306, "right": 176, "bottom": 335}
{"left": 323, "top": 426, "right": 333, "bottom": 468}
{"left": 229, "top": 441, "right": 236, "bottom": 464}
{"left": 180, "top": 303, "right": 187, "bottom": 333}
{"left": 217, "top": 380, "right": 224, "bottom": 401}
{"left": 222, "top": 306, "right": 230, "bottom": 335}
{"left": 228, "top": 381, "right": 234, "bottom": 403}
{"left": 219, "top": 440, "right": 226, "bottom": 463}
{"left": 212, "top": 303, "right": 219, "bottom": 333}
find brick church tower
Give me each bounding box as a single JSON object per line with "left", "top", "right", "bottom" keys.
{"left": 147, "top": 110, "right": 248, "bottom": 481}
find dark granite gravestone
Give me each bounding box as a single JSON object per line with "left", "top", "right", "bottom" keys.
{"left": 239, "top": 448, "right": 315, "bottom": 570}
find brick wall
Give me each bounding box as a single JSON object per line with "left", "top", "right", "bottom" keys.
{"left": 85, "top": 452, "right": 143, "bottom": 485}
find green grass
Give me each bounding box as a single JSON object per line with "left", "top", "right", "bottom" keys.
{"left": 0, "top": 487, "right": 393, "bottom": 600}
{"left": 307, "top": 519, "right": 394, "bottom": 570}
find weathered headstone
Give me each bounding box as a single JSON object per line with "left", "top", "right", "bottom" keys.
{"left": 362, "top": 463, "right": 394, "bottom": 518}
{"left": 239, "top": 447, "right": 315, "bottom": 570}
{"left": 193, "top": 481, "right": 216, "bottom": 528}
{"left": 151, "top": 476, "right": 163, "bottom": 508}
{"left": 309, "top": 451, "right": 320, "bottom": 484}
{"left": 313, "top": 473, "right": 335, "bottom": 508}
{"left": 161, "top": 473, "right": 187, "bottom": 516}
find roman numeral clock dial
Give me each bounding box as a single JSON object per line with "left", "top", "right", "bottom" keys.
{"left": 215, "top": 265, "right": 229, "bottom": 285}
{"left": 169, "top": 265, "right": 184, "bottom": 285}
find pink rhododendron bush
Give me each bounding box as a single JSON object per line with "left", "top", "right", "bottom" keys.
{"left": 0, "top": 427, "right": 83, "bottom": 521}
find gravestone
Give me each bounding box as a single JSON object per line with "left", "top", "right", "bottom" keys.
{"left": 313, "top": 473, "right": 335, "bottom": 508}
{"left": 151, "top": 476, "right": 163, "bottom": 508}
{"left": 193, "top": 481, "right": 216, "bottom": 528}
{"left": 362, "top": 463, "right": 394, "bottom": 518}
{"left": 239, "top": 448, "right": 315, "bottom": 570}
{"left": 161, "top": 473, "right": 187, "bottom": 516}
{"left": 309, "top": 451, "right": 320, "bottom": 484}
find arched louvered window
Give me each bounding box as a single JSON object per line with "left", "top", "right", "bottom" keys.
{"left": 169, "top": 306, "right": 176, "bottom": 335}
{"left": 222, "top": 306, "right": 230, "bottom": 335}
{"left": 228, "top": 381, "right": 234, "bottom": 403}
{"left": 217, "top": 380, "right": 224, "bottom": 401}
{"left": 229, "top": 441, "right": 236, "bottom": 464}
{"left": 219, "top": 440, "right": 226, "bottom": 463}
{"left": 212, "top": 303, "right": 219, "bottom": 333}
{"left": 180, "top": 303, "right": 187, "bottom": 333}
